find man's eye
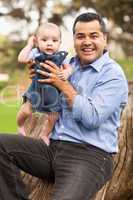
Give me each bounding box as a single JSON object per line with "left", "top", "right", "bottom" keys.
{"left": 76, "top": 35, "right": 84, "bottom": 39}
{"left": 91, "top": 35, "right": 98, "bottom": 39}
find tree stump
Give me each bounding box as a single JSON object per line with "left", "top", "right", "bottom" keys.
{"left": 22, "top": 81, "right": 133, "bottom": 200}
{"left": 22, "top": 113, "right": 53, "bottom": 200}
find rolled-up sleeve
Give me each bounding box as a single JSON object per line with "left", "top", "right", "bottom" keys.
{"left": 72, "top": 77, "right": 128, "bottom": 129}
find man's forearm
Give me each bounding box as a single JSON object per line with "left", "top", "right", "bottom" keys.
{"left": 59, "top": 81, "right": 78, "bottom": 108}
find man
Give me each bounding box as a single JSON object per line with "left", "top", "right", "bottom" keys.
{"left": 0, "top": 12, "right": 128, "bottom": 200}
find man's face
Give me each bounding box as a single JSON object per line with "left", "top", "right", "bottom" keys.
{"left": 73, "top": 20, "right": 107, "bottom": 65}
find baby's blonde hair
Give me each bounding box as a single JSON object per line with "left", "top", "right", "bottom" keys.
{"left": 35, "top": 22, "right": 61, "bottom": 38}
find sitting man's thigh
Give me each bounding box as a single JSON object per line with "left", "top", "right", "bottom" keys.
{"left": 51, "top": 142, "right": 113, "bottom": 200}
{"left": 0, "top": 134, "right": 53, "bottom": 180}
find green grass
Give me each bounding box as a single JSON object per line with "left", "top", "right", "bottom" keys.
{"left": 0, "top": 99, "right": 20, "bottom": 133}
{"left": 117, "top": 58, "right": 133, "bottom": 80}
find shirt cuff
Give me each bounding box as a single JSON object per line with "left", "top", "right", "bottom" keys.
{"left": 72, "top": 94, "right": 83, "bottom": 121}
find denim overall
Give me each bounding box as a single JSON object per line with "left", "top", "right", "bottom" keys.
{"left": 23, "top": 51, "right": 68, "bottom": 112}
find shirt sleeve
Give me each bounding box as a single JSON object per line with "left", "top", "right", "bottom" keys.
{"left": 28, "top": 48, "right": 40, "bottom": 60}
{"left": 72, "top": 76, "right": 128, "bottom": 129}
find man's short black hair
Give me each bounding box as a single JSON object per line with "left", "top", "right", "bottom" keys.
{"left": 73, "top": 12, "right": 107, "bottom": 34}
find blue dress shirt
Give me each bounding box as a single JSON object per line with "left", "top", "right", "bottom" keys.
{"left": 51, "top": 51, "right": 128, "bottom": 153}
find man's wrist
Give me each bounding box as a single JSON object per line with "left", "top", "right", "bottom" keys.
{"left": 59, "top": 80, "right": 78, "bottom": 108}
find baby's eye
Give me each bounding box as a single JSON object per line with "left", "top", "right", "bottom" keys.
{"left": 53, "top": 39, "right": 58, "bottom": 42}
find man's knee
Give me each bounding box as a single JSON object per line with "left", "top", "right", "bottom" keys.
{"left": 0, "top": 134, "right": 19, "bottom": 152}
{"left": 0, "top": 134, "right": 8, "bottom": 150}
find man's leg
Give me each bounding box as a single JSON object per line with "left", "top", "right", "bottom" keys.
{"left": 51, "top": 140, "right": 113, "bottom": 200}
{"left": 0, "top": 134, "right": 54, "bottom": 200}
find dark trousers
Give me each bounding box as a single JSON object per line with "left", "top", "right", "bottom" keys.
{"left": 0, "top": 134, "right": 114, "bottom": 200}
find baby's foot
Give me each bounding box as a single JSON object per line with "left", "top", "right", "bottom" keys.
{"left": 18, "top": 126, "right": 26, "bottom": 136}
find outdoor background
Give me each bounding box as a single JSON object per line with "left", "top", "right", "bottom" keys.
{"left": 0, "top": 0, "right": 133, "bottom": 133}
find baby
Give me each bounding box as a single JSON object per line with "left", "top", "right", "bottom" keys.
{"left": 17, "top": 22, "right": 73, "bottom": 145}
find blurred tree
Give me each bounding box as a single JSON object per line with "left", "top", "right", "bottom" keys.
{"left": 0, "top": 0, "right": 48, "bottom": 24}
{"left": 65, "top": 0, "right": 133, "bottom": 57}
{"left": 0, "top": 0, "right": 47, "bottom": 71}
{"left": 68, "top": 0, "right": 133, "bottom": 34}
{"left": 0, "top": 0, "right": 132, "bottom": 58}
{"left": 0, "top": 0, "right": 132, "bottom": 33}
{"left": 0, "top": 35, "right": 25, "bottom": 71}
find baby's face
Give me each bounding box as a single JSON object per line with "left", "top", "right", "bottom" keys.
{"left": 36, "top": 27, "right": 61, "bottom": 55}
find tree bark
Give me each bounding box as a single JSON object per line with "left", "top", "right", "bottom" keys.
{"left": 23, "top": 81, "right": 133, "bottom": 200}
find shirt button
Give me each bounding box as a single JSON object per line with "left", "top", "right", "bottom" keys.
{"left": 59, "top": 135, "right": 62, "bottom": 139}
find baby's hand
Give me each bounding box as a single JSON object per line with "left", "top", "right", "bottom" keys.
{"left": 27, "top": 35, "right": 37, "bottom": 47}
{"left": 58, "top": 64, "right": 73, "bottom": 80}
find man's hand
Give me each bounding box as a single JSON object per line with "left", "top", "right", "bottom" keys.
{"left": 36, "top": 60, "right": 78, "bottom": 108}
{"left": 28, "top": 61, "right": 36, "bottom": 79}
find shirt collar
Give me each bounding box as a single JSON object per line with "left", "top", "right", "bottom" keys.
{"left": 71, "top": 50, "right": 110, "bottom": 72}
{"left": 90, "top": 50, "right": 109, "bottom": 72}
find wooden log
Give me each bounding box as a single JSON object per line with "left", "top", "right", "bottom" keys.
{"left": 22, "top": 81, "right": 133, "bottom": 200}
{"left": 94, "top": 81, "right": 133, "bottom": 200}
{"left": 22, "top": 114, "right": 53, "bottom": 200}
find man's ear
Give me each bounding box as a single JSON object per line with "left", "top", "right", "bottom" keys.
{"left": 103, "top": 33, "right": 107, "bottom": 41}
{"left": 103, "top": 33, "right": 108, "bottom": 48}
